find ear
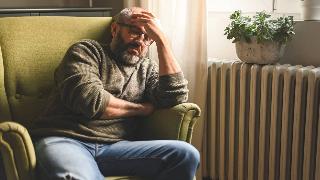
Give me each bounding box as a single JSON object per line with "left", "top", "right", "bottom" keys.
{"left": 111, "top": 22, "right": 119, "bottom": 38}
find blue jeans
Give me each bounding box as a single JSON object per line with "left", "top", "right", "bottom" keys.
{"left": 34, "top": 136, "right": 200, "bottom": 180}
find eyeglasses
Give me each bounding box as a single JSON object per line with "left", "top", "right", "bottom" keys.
{"left": 117, "top": 22, "right": 154, "bottom": 46}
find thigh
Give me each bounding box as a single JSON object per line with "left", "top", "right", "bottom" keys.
{"left": 34, "top": 136, "right": 104, "bottom": 180}
{"left": 96, "top": 140, "right": 198, "bottom": 177}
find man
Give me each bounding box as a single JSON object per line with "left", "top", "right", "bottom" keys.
{"left": 31, "top": 7, "right": 199, "bottom": 180}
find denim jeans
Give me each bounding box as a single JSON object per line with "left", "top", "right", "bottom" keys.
{"left": 34, "top": 136, "right": 200, "bottom": 180}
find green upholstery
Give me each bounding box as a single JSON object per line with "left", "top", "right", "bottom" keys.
{"left": 0, "top": 16, "right": 200, "bottom": 180}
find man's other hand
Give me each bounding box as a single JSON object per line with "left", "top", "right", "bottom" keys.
{"left": 140, "top": 102, "right": 155, "bottom": 116}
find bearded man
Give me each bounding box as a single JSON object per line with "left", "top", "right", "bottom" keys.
{"left": 31, "top": 7, "right": 199, "bottom": 180}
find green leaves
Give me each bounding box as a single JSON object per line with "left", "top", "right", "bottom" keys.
{"left": 224, "top": 10, "right": 295, "bottom": 44}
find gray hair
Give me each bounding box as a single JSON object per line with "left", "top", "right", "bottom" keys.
{"left": 112, "top": 8, "right": 134, "bottom": 23}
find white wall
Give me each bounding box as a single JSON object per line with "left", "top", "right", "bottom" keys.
{"left": 207, "top": 11, "right": 238, "bottom": 61}
{"left": 280, "top": 21, "right": 320, "bottom": 66}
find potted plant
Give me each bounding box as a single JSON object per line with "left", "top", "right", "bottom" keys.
{"left": 224, "top": 10, "right": 295, "bottom": 64}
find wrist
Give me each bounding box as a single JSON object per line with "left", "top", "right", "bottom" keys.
{"left": 155, "top": 32, "right": 168, "bottom": 46}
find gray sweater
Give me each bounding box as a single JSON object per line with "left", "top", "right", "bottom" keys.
{"left": 31, "top": 39, "right": 188, "bottom": 142}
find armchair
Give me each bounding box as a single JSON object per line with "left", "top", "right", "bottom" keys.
{"left": 0, "top": 16, "right": 200, "bottom": 180}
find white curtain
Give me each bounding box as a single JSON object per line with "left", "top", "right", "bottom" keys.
{"left": 124, "top": 0, "right": 208, "bottom": 179}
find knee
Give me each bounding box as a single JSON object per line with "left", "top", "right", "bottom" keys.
{"left": 179, "top": 141, "right": 200, "bottom": 166}
{"left": 166, "top": 141, "right": 200, "bottom": 167}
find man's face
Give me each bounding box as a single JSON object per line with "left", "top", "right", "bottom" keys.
{"left": 111, "top": 21, "right": 152, "bottom": 66}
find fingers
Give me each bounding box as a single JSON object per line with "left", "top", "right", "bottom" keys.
{"left": 131, "top": 17, "right": 150, "bottom": 24}
{"left": 130, "top": 14, "right": 160, "bottom": 28}
{"left": 128, "top": 11, "right": 164, "bottom": 42}
{"left": 131, "top": 10, "right": 156, "bottom": 22}
{"left": 141, "top": 11, "right": 156, "bottom": 18}
{"left": 129, "top": 14, "right": 153, "bottom": 29}
{"left": 131, "top": 15, "right": 151, "bottom": 23}
{"left": 132, "top": 11, "right": 156, "bottom": 18}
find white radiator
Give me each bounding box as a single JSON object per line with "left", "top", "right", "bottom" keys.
{"left": 207, "top": 60, "right": 320, "bottom": 180}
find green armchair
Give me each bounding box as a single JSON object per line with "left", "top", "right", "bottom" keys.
{"left": 0, "top": 16, "right": 200, "bottom": 180}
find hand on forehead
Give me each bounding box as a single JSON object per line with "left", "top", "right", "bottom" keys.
{"left": 118, "top": 7, "right": 161, "bottom": 35}
{"left": 122, "top": 8, "right": 155, "bottom": 32}
{"left": 123, "top": 7, "right": 155, "bottom": 23}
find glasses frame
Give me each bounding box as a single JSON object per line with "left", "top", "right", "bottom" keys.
{"left": 116, "top": 22, "right": 154, "bottom": 46}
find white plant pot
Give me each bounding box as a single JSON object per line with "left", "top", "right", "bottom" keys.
{"left": 301, "top": 0, "right": 320, "bottom": 20}
{"left": 235, "top": 38, "right": 285, "bottom": 64}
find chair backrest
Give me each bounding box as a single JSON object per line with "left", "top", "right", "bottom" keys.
{"left": 0, "top": 16, "right": 112, "bottom": 128}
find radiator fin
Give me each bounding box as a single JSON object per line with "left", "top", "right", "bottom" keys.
{"left": 207, "top": 61, "right": 320, "bottom": 180}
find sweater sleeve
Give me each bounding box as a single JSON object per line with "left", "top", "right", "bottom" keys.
{"left": 145, "top": 61, "right": 189, "bottom": 108}
{"left": 54, "top": 40, "right": 111, "bottom": 119}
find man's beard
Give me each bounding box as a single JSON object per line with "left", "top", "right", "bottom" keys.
{"left": 112, "top": 33, "right": 148, "bottom": 66}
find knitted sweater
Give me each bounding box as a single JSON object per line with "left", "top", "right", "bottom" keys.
{"left": 30, "top": 39, "right": 189, "bottom": 142}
